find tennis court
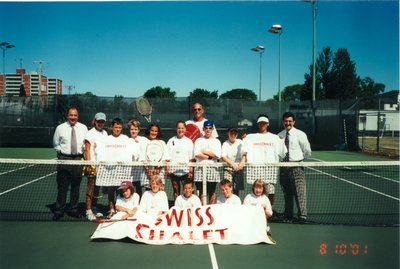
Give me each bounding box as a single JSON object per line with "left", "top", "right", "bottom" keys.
{"left": 0, "top": 148, "right": 399, "bottom": 269}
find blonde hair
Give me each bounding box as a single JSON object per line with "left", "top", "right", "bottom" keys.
{"left": 150, "top": 175, "right": 164, "bottom": 190}
{"left": 128, "top": 119, "right": 141, "bottom": 129}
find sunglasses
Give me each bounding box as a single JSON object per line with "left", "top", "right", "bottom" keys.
{"left": 193, "top": 108, "right": 202, "bottom": 111}
{"left": 204, "top": 126, "right": 213, "bottom": 130}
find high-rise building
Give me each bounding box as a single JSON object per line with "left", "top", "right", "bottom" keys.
{"left": 0, "top": 68, "right": 62, "bottom": 96}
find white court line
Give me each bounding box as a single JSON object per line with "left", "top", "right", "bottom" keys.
{"left": 307, "top": 166, "right": 400, "bottom": 201}
{"left": 0, "top": 171, "right": 57, "bottom": 196}
{"left": 309, "top": 157, "right": 399, "bottom": 183}
{"left": 0, "top": 164, "right": 36, "bottom": 176}
{"left": 208, "top": 243, "right": 219, "bottom": 269}
{"left": 358, "top": 170, "right": 398, "bottom": 184}
{"left": 0, "top": 158, "right": 58, "bottom": 177}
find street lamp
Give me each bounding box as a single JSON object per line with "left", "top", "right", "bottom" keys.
{"left": 268, "top": 24, "right": 283, "bottom": 117}
{"left": 251, "top": 45, "right": 265, "bottom": 101}
{"left": 0, "top": 42, "right": 15, "bottom": 74}
{"left": 304, "top": 0, "right": 317, "bottom": 137}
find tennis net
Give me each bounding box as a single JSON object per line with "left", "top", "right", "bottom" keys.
{"left": 0, "top": 158, "right": 398, "bottom": 226}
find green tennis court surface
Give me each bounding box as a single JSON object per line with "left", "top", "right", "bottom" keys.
{"left": 0, "top": 148, "right": 399, "bottom": 269}
{"left": 1, "top": 221, "right": 398, "bottom": 269}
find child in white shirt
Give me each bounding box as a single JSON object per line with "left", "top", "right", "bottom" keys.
{"left": 139, "top": 175, "right": 169, "bottom": 216}
{"left": 217, "top": 179, "right": 241, "bottom": 205}
{"left": 174, "top": 180, "right": 201, "bottom": 208}
{"left": 114, "top": 181, "right": 140, "bottom": 220}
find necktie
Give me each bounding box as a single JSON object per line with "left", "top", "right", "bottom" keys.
{"left": 284, "top": 131, "right": 289, "bottom": 162}
{"left": 71, "top": 125, "right": 77, "bottom": 155}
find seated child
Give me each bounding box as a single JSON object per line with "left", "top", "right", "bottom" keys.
{"left": 243, "top": 179, "right": 274, "bottom": 240}
{"left": 139, "top": 175, "right": 169, "bottom": 216}
{"left": 174, "top": 180, "right": 201, "bottom": 208}
{"left": 114, "top": 180, "right": 140, "bottom": 220}
{"left": 216, "top": 179, "right": 241, "bottom": 205}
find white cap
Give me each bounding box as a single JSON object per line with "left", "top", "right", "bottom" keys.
{"left": 257, "top": 116, "right": 269, "bottom": 123}
{"left": 94, "top": 112, "right": 106, "bottom": 121}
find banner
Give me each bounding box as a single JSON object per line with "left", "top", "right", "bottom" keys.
{"left": 91, "top": 204, "right": 275, "bottom": 245}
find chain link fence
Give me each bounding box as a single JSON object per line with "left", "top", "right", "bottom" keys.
{"left": 0, "top": 93, "right": 398, "bottom": 157}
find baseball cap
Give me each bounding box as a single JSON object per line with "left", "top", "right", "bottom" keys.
{"left": 257, "top": 116, "right": 269, "bottom": 123}
{"left": 203, "top": 120, "right": 214, "bottom": 128}
{"left": 94, "top": 112, "right": 106, "bottom": 121}
{"left": 118, "top": 181, "right": 133, "bottom": 190}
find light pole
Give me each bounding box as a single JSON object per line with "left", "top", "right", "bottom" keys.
{"left": 268, "top": 24, "right": 283, "bottom": 118}
{"left": 251, "top": 45, "right": 265, "bottom": 101}
{"left": 0, "top": 42, "right": 15, "bottom": 74}
{"left": 304, "top": 0, "right": 317, "bottom": 136}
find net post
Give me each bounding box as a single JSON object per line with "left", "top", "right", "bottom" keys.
{"left": 202, "top": 164, "right": 207, "bottom": 205}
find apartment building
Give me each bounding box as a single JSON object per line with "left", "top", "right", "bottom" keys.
{"left": 0, "top": 68, "right": 62, "bottom": 96}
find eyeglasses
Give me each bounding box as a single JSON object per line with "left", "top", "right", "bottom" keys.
{"left": 204, "top": 126, "right": 213, "bottom": 130}
{"left": 193, "top": 108, "right": 202, "bottom": 111}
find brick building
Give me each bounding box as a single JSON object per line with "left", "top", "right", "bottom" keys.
{"left": 0, "top": 68, "right": 62, "bottom": 96}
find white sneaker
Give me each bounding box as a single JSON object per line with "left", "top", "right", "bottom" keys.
{"left": 92, "top": 206, "right": 103, "bottom": 218}
{"left": 86, "top": 210, "right": 97, "bottom": 221}
{"left": 107, "top": 209, "right": 116, "bottom": 219}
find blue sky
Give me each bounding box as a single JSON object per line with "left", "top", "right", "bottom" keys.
{"left": 1, "top": 0, "right": 398, "bottom": 99}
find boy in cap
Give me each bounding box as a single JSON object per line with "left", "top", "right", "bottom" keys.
{"left": 193, "top": 120, "right": 221, "bottom": 204}
{"left": 84, "top": 112, "right": 108, "bottom": 221}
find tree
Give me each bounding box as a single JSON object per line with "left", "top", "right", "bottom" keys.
{"left": 274, "top": 84, "right": 304, "bottom": 102}
{"left": 144, "top": 86, "right": 176, "bottom": 99}
{"left": 303, "top": 46, "right": 332, "bottom": 101}
{"left": 303, "top": 47, "right": 385, "bottom": 101}
{"left": 317, "top": 47, "right": 334, "bottom": 100}
{"left": 328, "top": 48, "right": 360, "bottom": 99}
{"left": 82, "top": 91, "right": 96, "bottom": 97}
{"left": 219, "top": 88, "right": 257, "bottom": 101}
{"left": 359, "top": 77, "right": 385, "bottom": 98}
{"left": 189, "top": 88, "right": 218, "bottom": 99}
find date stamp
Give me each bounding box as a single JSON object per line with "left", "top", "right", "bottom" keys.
{"left": 320, "top": 243, "right": 369, "bottom": 255}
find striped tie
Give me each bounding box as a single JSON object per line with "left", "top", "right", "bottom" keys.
{"left": 284, "top": 131, "right": 289, "bottom": 162}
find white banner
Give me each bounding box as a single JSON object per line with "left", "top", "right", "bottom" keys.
{"left": 91, "top": 205, "right": 275, "bottom": 245}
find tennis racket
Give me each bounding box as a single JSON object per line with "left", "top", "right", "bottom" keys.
{"left": 184, "top": 123, "right": 201, "bottom": 143}
{"left": 92, "top": 218, "right": 137, "bottom": 224}
{"left": 145, "top": 140, "right": 164, "bottom": 162}
{"left": 135, "top": 96, "right": 152, "bottom": 122}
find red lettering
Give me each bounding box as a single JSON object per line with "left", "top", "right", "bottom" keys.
{"left": 203, "top": 230, "right": 213, "bottom": 240}
{"left": 215, "top": 228, "right": 228, "bottom": 240}
{"left": 170, "top": 232, "right": 184, "bottom": 240}
{"left": 135, "top": 223, "right": 149, "bottom": 239}
{"left": 149, "top": 229, "right": 155, "bottom": 240}
{"left": 165, "top": 208, "right": 184, "bottom": 227}
{"left": 195, "top": 207, "right": 204, "bottom": 226}
{"left": 155, "top": 216, "right": 162, "bottom": 226}
{"left": 149, "top": 229, "right": 165, "bottom": 240}
{"left": 159, "top": 230, "right": 164, "bottom": 240}
{"left": 205, "top": 206, "right": 214, "bottom": 225}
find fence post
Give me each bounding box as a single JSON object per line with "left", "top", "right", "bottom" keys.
{"left": 376, "top": 97, "right": 381, "bottom": 152}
